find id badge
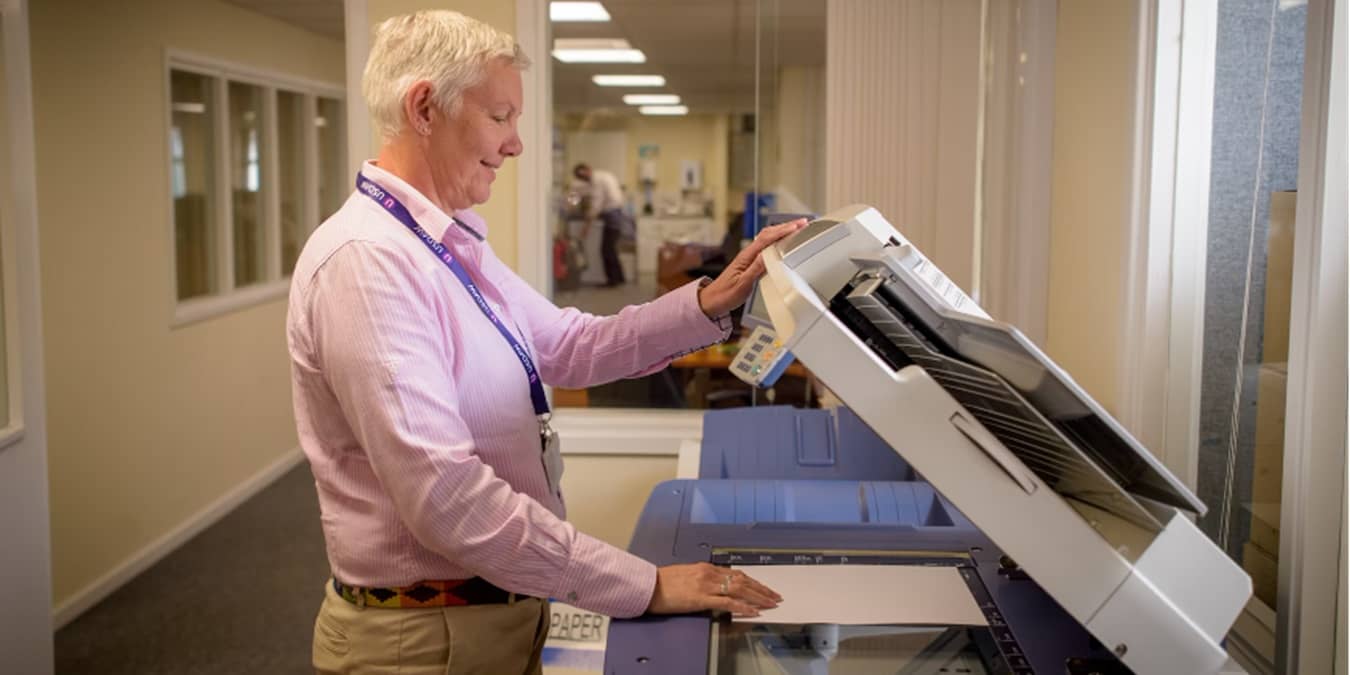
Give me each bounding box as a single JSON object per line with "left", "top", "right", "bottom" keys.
{"left": 541, "top": 427, "right": 565, "bottom": 496}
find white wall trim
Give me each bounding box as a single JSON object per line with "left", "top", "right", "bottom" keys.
{"left": 551, "top": 408, "right": 704, "bottom": 456}
{"left": 171, "top": 279, "right": 290, "bottom": 327}
{"left": 165, "top": 49, "right": 345, "bottom": 99}
{"left": 1160, "top": 0, "right": 1218, "bottom": 492}
{"left": 1276, "top": 0, "right": 1347, "bottom": 671}
{"left": 0, "top": 0, "right": 30, "bottom": 446}
{"left": 52, "top": 448, "right": 306, "bottom": 630}
{"left": 1118, "top": 0, "right": 1168, "bottom": 452}
{"left": 516, "top": 0, "right": 551, "bottom": 291}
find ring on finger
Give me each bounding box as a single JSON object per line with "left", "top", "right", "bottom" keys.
{"left": 719, "top": 574, "right": 732, "bottom": 595}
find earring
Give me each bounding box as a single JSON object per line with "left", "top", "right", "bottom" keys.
{"left": 418, "top": 124, "right": 432, "bottom": 136}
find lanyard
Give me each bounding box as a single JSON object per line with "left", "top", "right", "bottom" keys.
{"left": 356, "top": 173, "right": 550, "bottom": 419}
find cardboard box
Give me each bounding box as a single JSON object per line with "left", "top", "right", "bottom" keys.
{"left": 1243, "top": 540, "right": 1279, "bottom": 608}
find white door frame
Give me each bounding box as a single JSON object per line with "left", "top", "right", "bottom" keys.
{"left": 514, "top": 0, "right": 551, "bottom": 294}
{"left": 0, "top": 0, "right": 54, "bottom": 672}
{"left": 1128, "top": 0, "right": 1347, "bottom": 671}
{"left": 1121, "top": 0, "right": 1218, "bottom": 486}
{"left": 1274, "top": 0, "right": 1346, "bottom": 671}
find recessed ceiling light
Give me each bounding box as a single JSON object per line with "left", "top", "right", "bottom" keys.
{"left": 550, "top": 2, "right": 610, "bottom": 22}
{"left": 623, "top": 94, "right": 681, "bottom": 105}
{"left": 552, "top": 38, "right": 645, "bottom": 63}
{"left": 592, "top": 74, "right": 666, "bottom": 87}
{"left": 639, "top": 105, "right": 688, "bottom": 116}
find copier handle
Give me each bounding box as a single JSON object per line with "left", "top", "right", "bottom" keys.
{"left": 949, "top": 412, "right": 1038, "bottom": 495}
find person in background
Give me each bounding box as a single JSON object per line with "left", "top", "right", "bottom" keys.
{"left": 573, "top": 162, "right": 629, "bottom": 287}
{"left": 287, "top": 10, "right": 800, "bottom": 675}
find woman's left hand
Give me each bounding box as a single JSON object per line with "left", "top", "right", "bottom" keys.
{"left": 698, "top": 218, "right": 808, "bottom": 318}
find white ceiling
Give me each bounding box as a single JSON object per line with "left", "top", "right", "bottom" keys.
{"left": 223, "top": 0, "right": 826, "bottom": 113}
{"left": 552, "top": 0, "right": 826, "bottom": 113}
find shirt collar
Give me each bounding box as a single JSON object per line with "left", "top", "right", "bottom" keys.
{"left": 360, "top": 160, "right": 488, "bottom": 244}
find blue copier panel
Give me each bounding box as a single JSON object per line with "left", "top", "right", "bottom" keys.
{"left": 604, "top": 407, "right": 1122, "bottom": 674}
{"left": 699, "top": 406, "right": 914, "bottom": 481}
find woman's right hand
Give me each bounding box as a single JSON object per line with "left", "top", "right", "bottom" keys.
{"left": 646, "top": 562, "right": 782, "bottom": 617}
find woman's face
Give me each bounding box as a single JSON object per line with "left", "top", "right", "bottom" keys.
{"left": 429, "top": 58, "right": 524, "bottom": 210}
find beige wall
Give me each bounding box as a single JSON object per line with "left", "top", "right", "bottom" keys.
{"left": 560, "top": 113, "right": 731, "bottom": 222}
{"left": 559, "top": 455, "right": 677, "bottom": 549}
{"left": 366, "top": 0, "right": 520, "bottom": 268}
{"left": 31, "top": 0, "right": 343, "bottom": 608}
{"left": 626, "top": 114, "right": 729, "bottom": 221}
{"left": 774, "top": 65, "right": 826, "bottom": 212}
{"left": 1044, "top": 0, "right": 1140, "bottom": 415}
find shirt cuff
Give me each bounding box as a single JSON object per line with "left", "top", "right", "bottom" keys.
{"left": 552, "top": 533, "right": 658, "bottom": 618}
{"left": 696, "top": 277, "right": 735, "bottom": 334}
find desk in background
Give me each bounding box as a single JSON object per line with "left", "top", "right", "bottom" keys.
{"left": 636, "top": 215, "right": 721, "bottom": 277}
{"left": 670, "top": 342, "right": 810, "bottom": 408}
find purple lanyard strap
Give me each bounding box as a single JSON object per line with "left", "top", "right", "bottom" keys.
{"left": 357, "top": 173, "right": 549, "bottom": 417}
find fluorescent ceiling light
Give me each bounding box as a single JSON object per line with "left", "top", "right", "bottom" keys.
{"left": 592, "top": 74, "right": 666, "bottom": 87}
{"left": 551, "top": 2, "right": 610, "bottom": 21}
{"left": 171, "top": 102, "right": 206, "bottom": 114}
{"left": 553, "top": 38, "right": 645, "bottom": 63}
{"left": 623, "top": 94, "right": 681, "bottom": 105}
{"left": 640, "top": 105, "right": 689, "bottom": 116}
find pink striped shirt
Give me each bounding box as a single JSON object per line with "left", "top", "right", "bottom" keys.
{"left": 287, "top": 162, "right": 729, "bottom": 618}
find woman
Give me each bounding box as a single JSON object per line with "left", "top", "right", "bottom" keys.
{"left": 288, "top": 10, "right": 799, "bottom": 674}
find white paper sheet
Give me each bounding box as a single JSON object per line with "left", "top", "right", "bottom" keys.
{"left": 731, "top": 564, "right": 988, "bottom": 626}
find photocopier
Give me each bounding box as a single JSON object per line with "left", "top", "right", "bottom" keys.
{"left": 604, "top": 205, "right": 1252, "bottom": 674}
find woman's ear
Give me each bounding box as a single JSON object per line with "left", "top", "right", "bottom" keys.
{"left": 403, "top": 81, "right": 435, "bottom": 136}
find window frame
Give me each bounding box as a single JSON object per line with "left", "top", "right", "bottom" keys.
{"left": 1128, "top": 0, "right": 1347, "bottom": 672}
{"left": 0, "top": 0, "right": 38, "bottom": 455}
{"left": 163, "top": 50, "right": 344, "bottom": 326}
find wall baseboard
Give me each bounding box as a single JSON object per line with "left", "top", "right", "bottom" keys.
{"left": 51, "top": 447, "right": 305, "bottom": 630}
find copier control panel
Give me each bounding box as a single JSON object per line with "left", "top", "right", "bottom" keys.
{"left": 730, "top": 325, "right": 794, "bottom": 388}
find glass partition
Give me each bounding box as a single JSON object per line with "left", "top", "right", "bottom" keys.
{"left": 228, "top": 81, "right": 266, "bottom": 287}
{"left": 1196, "top": 0, "right": 1307, "bottom": 614}
{"left": 277, "top": 90, "right": 305, "bottom": 275}
{"left": 316, "top": 96, "right": 346, "bottom": 222}
{"left": 547, "top": 0, "right": 809, "bottom": 410}
{"left": 170, "top": 70, "right": 219, "bottom": 300}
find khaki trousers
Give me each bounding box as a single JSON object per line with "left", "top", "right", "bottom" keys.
{"left": 313, "top": 580, "right": 549, "bottom": 675}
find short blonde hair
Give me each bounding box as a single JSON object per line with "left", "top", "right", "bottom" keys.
{"left": 362, "top": 10, "right": 530, "bottom": 140}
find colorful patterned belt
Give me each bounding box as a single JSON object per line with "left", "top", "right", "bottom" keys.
{"left": 332, "top": 577, "right": 522, "bottom": 609}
